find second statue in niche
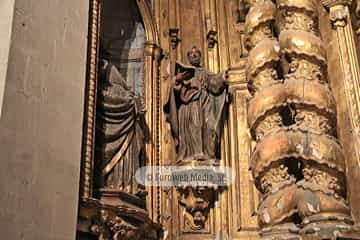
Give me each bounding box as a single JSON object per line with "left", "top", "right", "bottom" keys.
{"left": 164, "top": 46, "right": 229, "bottom": 166}
{"left": 95, "top": 59, "right": 148, "bottom": 205}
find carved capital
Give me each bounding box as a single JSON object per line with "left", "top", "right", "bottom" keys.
{"left": 321, "top": 0, "right": 352, "bottom": 9}
{"left": 329, "top": 4, "right": 350, "bottom": 28}
{"left": 145, "top": 42, "right": 162, "bottom": 60}
{"left": 321, "top": 0, "right": 352, "bottom": 28}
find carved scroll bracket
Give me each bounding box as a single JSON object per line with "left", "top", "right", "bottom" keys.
{"left": 177, "top": 186, "right": 216, "bottom": 231}
{"left": 169, "top": 28, "right": 181, "bottom": 49}
{"left": 206, "top": 30, "right": 218, "bottom": 48}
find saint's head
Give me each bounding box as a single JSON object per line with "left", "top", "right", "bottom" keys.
{"left": 187, "top": 46, "right": 201, "bottom": 67}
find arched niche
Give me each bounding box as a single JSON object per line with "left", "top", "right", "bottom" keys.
{"left": 79, "top": 0, "right": 161, "bottom": 220}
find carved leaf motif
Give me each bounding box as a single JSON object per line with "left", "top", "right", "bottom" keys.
{"left": 259, "top": 164, "right": 293, "bottom": 193}
{"left": 280, "top": 11, "right": 317, "bottom": 33}
{"left": 255, "top": 113, "right": 283, "bottom": 141}
{"left": 303, "top": 165, "right": 346, "bottom": 197}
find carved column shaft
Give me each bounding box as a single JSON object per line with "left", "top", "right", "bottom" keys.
{"left": 277, "top": 0, "right": 351, "bottom": 237}
{"left": 245, "top": 1, "right": 300, "bottom": 239}
{"left": 246, "top": 0, "right": 354, "bottom": 238}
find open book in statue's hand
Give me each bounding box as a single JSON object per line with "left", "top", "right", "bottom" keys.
{"left": 175, "top": 61, "right": 196, "bottom": 80}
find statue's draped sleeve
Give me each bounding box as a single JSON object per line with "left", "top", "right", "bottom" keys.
{"left": 164, "top": 77, "right": 180, "bottom": 146}
{"left": 205, "top": 71, "right": 228, "bottom": 134}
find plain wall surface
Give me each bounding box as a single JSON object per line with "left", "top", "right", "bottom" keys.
{"left": 0, "top": 0, "right": 89, "bottom": 239}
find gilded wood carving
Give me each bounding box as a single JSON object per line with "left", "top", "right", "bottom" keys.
{"left": 245, "top": 0, "right": 354, "bottom": 238}
{"left": 164, "top": 46, "right": 229, "bottom": 230}
{"left": 77, "top": 0, "right": 360, "bottom": 239}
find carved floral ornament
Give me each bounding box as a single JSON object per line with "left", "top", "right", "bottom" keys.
{"left": 250, "top": 128, "right": 346, "bottom": 181}
{"left": 247, "top": 79, "right": 336, "bottom": 139}
{"left": 277, "top": 0, "right": 319, "bottom": 33}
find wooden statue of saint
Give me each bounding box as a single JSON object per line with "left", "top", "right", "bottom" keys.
{"left": 164, "top": 46, "right": 229, "bottom": 164}
{"left": 95, "top": 59, "right": 148, "bottom": 200}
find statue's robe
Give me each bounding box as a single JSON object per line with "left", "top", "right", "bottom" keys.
{"left": 164, "top": 66, "right": 227, "bottom": 163}
{"left": 96, "top": 62, "right": 146, "bottom": 194}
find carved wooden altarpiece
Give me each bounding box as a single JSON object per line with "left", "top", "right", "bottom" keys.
{"left": 77, "top": 0, "right": 360, "bottom": 239}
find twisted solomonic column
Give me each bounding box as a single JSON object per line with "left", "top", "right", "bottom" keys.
{"left": 245, "top": 1, "right": 300, "bottom": 239}
{"left": 277, "top": 0, "right": 352, "bottom": 237}
{"left": 245, "top": 0, "right": 354, "bottom": 239}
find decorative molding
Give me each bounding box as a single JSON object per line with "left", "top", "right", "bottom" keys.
{"left": 137, "top": 0, "right": 160, "bottom": 45}
{"left": 80, "top": 0, "right": 101, "bottom": 199}
{"left": 321, "top": 0, "right": 360, "bottom": 225}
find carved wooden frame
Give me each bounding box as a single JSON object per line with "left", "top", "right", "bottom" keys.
{"left": 79, "top": 0, "right": 161, "bottom": 221}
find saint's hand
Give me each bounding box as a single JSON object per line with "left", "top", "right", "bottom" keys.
{"left": 176, "top": 71, "right": 192, "bottom": 82}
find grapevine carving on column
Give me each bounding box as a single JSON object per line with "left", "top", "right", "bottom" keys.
{"left": 245, "top": 1, "right": 300, "bottom": 239}
{"left": 245, "top": 0, "right": 354, "bottom": 239}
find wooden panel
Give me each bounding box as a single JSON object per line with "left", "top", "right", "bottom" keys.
{"left": 226, "top": 68, "right": 259, "bottom": 239}
{"left": 178, "top": 0, "right": 205, "bottom": 62}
